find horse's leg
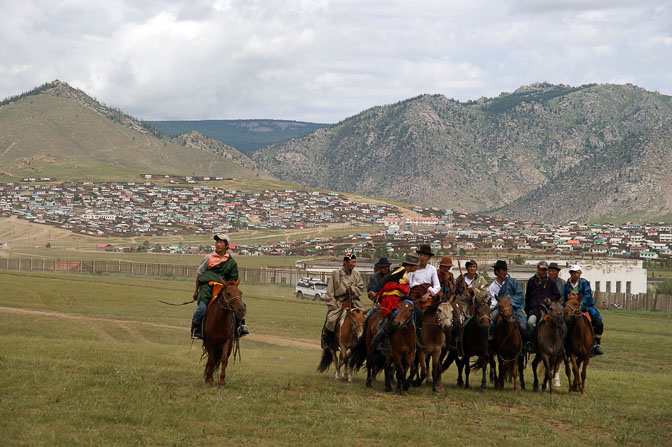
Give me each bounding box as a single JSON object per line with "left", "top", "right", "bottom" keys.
{"left": 580, "top": 356, "right": 590, "bottom": 395}
{"left": 384, "top": 357, "right": 393, "bottom": 393}
{"left": 463, "top": 356, "right": 471, "bottom": 389}
{"left": 564, "top": 355, "right": 572, "bottom": 392}
{"left": 331, "top": 348, "right": 341, "bottom": 381}
{"left": 519, "top": 354, "right": 526, "bottom": 390}
{"left": 532, "top": 354, "right": 540, "bottom": 391}
{"left": 512, "top": 357, "right": 519, "bottom": 392}
{"left": 497, "top": 356, "right": 505, "bottom": 390}
{"left": 218, "top": 339, "right": 232, "bottom": 388}
{"left": 432, "top": 350, "right": 442, "bottom": 392}
{"left": 480, "top": 356, "right": 488, "bottom": 390}
{"left": 366, "top": 360, "right": 373, "bottom": 389}
{"left": 542, "top": 354, "right": 553, "bottom": 393}
{"left": 204, "top": 343, "right": 215, "bottom": 387}
{"left": 414, "top": 350, "right": 427, "bottom": 387}
{"left": 489, "top": 355, "right": 497, "bottom": 384}
{"left": 570, "top": 354, "right": 581, "bottom": 392}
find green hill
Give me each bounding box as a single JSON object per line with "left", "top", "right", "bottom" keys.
{"left": 0, "top": 81, "right": 269, "bottom": 182}
{"left": 146, "top": 119, "right": 330, "bottom": 153}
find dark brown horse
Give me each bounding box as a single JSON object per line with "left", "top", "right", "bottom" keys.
{"left": 457, "top": 298, "right": 491, "bottom": 390}
{"left": 532, "top": 299, "right": 565, "bottom": 393}
{"left": 563, "top": 294, "right": 593, "bottom": 395}
{"left": 413, "top": 301, "right": 452, "bottom": 392}
{"left": 380, "top": 299, "right": 417, "bottom": 394}
{"left": 493, "top": 296, "right": 523, "bottom": 391}
{"left": 439, "top": 299, "right": 466, "bottom": 380}
{"left": 317, "top": 296, "right": 367, "bottom": 382}
{"left": 202, "top": 279, "right": 246, "bottom": 387}
{"left": 347, "top": 308, "right": 384, "bottom": 389}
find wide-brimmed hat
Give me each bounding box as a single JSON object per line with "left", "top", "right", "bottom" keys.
{"left": 548, "top": 262, "right": 561, "bottom": 271}
{"left": 214, "top": 233, "right": 230, "bottom": 243}
{"left": 439, "top": 256, "right": 454, "bottom": 267}
{"left": 416, "top": 245, "right": 435, "bottom": 257}
{"left": 493, "top": 260, "right": 508, "bottom": 271}
{"left": 569, "top": 264, "right": 582, "bottom": 272}
{"left": 374, "top": 257, "right": 392, "bottom": 267}
{"left": 537, "top": 261, "right": 549, "bottom": 269}
{"left": 401, "top": 254, "right": 420, "bottom": 266}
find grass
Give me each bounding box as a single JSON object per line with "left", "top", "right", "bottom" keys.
{"left": 1, "top": 270, "right": 671, "bottom": 446}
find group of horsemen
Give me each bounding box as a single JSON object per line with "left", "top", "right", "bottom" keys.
{"left": 320, "top": 245, "right": 605, "bottom": 369}
{"left": 187, "top": 234, "right": 604, "bottom": 380}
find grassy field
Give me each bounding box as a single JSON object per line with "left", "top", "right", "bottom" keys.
{"left": 1, "top": 270, "right": 671, "bottom": 446}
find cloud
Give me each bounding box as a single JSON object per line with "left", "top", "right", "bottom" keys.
{"left": 1, "top": 0, "right": 670, "bottom": 122}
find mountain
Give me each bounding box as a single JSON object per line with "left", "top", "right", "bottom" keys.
{"left": 146, "top": 119, "right": 330, "bottom": 153}
{"left": 172, "top": 131, "right": 263, "bottom": 172}
{"left": 0, "top": 81, "right": 268, "bottom": 181}
{"left": 252, "top": 83, "right": 672, "bottom": 222}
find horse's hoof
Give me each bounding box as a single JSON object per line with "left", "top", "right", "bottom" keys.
{"left": 533, "top": 386, "right": 539, "bottom": 392}
{"left": 366, "top": 382, "right": 372, "bottom": 389}
{"left": 385, "top": 387, "right": 393, "bottom": 393}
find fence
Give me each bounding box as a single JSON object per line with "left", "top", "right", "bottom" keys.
{"left": 0, "top": 257, "right": 372, "bottom": 289}
{"left": 0, "top": 257, "right": 668, "bottom": 311}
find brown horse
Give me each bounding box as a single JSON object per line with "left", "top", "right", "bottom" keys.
{"left": 413, "top": 301, "right": 452, "bottom": 392}
{"left": 439, "top": 299, "right": 466, "bottom": 379}
{"left": 493, "top": 296, "right": 523, "bottom": 391}
{"left": 202, "top": 279, "right": 246, "bottom": 387}
{"left": 380, "top": 299, "right": 417, "bottom": 394}
{"left": 532, "top": 299, "right": 565, "bottom": 393}
{"left": 457, "top": 298, "right": 491, "bottom": 390}
{"left": 317, "top": 297, "right": 367, "bottom": 382}
{"left": 347, "top": 308, "right": 384, "bottom": 389}
{"left": 563, "top": 295, "right": 593, "bottom": 395}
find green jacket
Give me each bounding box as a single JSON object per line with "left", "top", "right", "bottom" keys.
{"left": 196, "top": 256, "right": 239, "bottom": 303}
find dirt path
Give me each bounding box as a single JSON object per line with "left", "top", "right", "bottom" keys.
{"left": 0, "top": 306, "right": 320, "bottom": 351}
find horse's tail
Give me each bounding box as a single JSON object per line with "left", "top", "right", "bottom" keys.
{"left": 347, "top": 314, "right": 371, "bottom": 372}
{"left": 471, "top": 355, "right": 487, "bottom": 372}
{"left": 316, "top": 349, "right": 333, "bottom": 373}
{"left": 370, "top": 351, "right": 387, "bottom": 378}
{"left": 211, "top": 345, "right": 223, "bottom": 371}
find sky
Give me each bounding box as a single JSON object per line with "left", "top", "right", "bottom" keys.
{"left": 1, "top": 0, "right": 671, "bottom": 123}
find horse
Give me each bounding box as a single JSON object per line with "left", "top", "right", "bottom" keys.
{"left": 201, "top": 279, "right": 246, "bottom": 387}
{"left": 563, "top": 294, "right": 593, "bottom": 395}
{"left": 413, "top": 301, "right": 452, "bottom": 392}
{"left": 377, "top": 299, "right": 417, "bottom": 394}
{"left": 317, "top": 295, "right": 367, "bottom": 382}
{"left": 455, "top": 298, "right": 491, "bottom": 390}
{"left": 532, "top": 299, "right": 565, "bottom": 393}
{"left": 492, "top": 296, "right": 523, "bottom": 392}
{"left": 439, "top": 299, "right": 466, "bottom": 379}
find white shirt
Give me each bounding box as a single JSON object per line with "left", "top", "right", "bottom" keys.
{"left": 488, "top": 278, "right": 504, "bottom": 310}
{"left": 407, "top": 264, "right": 441, "bottom": 295}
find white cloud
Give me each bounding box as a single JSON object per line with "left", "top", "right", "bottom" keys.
{"left": 1, "top": 0, "right": 670, "bottom": 122}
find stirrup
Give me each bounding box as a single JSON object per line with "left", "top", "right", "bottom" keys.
{"left": 191, "top": 329, "right": 202, "bottom": 340}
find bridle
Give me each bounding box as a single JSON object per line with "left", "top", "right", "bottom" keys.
{"left": 214, "top": 287, "right": 244, "bottom": 314}
{"left": 395, "top": 299, "right": 415, "bottom": 328}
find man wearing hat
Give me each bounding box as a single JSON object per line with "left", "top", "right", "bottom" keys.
{"left": 454, "top": 259, "right": 489, "bottom": 318}
{"left": 524, "top": 261, "right": 561, "bottom": 352}
{"left": 562, "top": 265, "right": 604, "bottom": 355}
{"left": 367, "top": 257, "right": 392, "bottom": 301}
{"left": 370, "top": 253, "right": 420, "bottom": 353}
{"left": 406, "top": 245, "right": 440, "bottom": 345}
{"left": 548, "top": 262, "right": 566, "bottom": 300}
{"left": 489, "top": 260, "right": 526, "bottom": 338}
{"left": 191, "top": 233, "right": 248, "bottom": 339}
{"left": 321, "top": 253, "right": 365, "bottom": 350}
{"left": 437, "top": 256, "right": 456, "bottom": 303}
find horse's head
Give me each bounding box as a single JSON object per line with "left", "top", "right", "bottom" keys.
{"left": 451, "top": 300, "right": 465, "bottom": 327}
{"left": 435, "top": 302, "right": 453, "bottom": 330}
{"left": 544, "top": 298, "right": 564, "bottom": 327}
{"left": 394, "top": 298, "right": 415, "bottom": 327}
{"left": 496, "top": 295, "right": 515, "bottom": 323}
{"left": 563, "top": 294, "right": 582, "bottom": 323}
{"left": 219, "top": 278, "right": 246, "bottom": 320}
{"left": 473, "top": 297, "right": 492, "bottom": 328}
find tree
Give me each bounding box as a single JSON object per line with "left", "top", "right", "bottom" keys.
{"left": 45, "top": 242, "right": 51, "bottom": 248}
{"left": 656, "top": 279, "right": 672, "bottom": 295}
{"left": 512, "top": 254, "right": 525, "bottom": 265}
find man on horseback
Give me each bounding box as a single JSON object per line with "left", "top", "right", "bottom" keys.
{"left": 321, "top": 253, "right": 365, "bottom": 350}
{"left": 370, "top": 253, "right": 420, "bottom": 353}
{"left": 191, "top": 233, "right": 248, "bottom": 340}
{"left": 489, "top": 260, "right": 526, "bottom": 340}
{"left": 437, "top": 256, "right": 455, "bottom": 303}
{"left": 562, "top": 265, "right": 604, "bottom": 356}
{"left": 407, "top": 245, "right": 440, "bottom": 345}
{"left": 367, "top": 257, "right": 392, "bottom": 301}
{"left": 524, "top": 261, "right": 561, "bottom": 352}
{"left": 454, "top": 259, "right": 489, "bottom": 318}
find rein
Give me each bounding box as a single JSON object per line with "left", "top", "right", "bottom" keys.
{"left": 495, "top": 313, "right": 522, "bottom": 362}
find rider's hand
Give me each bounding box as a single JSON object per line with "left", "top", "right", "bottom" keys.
{"left": 192, "top": 292, "right": 198, "bottom": 301}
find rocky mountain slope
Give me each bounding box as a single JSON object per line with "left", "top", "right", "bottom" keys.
{"left": 173, "top": 131, "right": 263, "bottom": 172}
{"left": 252, "top": 83, "right": 672, "bottom": 222}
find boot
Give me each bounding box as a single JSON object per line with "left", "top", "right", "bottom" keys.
{"left": 191, "top": 319, "right": 202, "bottom": 340}
{"left": 525, "top": 328, "right": 536, "bottom": 353}
{"left": 372, "top": 315, "right": 395, "bottom": 355}
{"left": 593, "top": 336, "right": 604, "bottom": 356}
{"left": 236, "top": 319, "right": 250, "bottom": 338}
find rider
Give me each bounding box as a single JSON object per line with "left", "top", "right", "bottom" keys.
{"left": 367, "top": 257, "right": 392, "bottom": 302}
{"left": 437, "top": 256, "right": 456, "bottom": 303}
{"left": 370, "top": 253, "right": 420, "bottom": 353}
{"left": 454, "top": 259, "right": 489, "bottom": 318}
{"left": 524, "top": 261, "right": 561, "bottom": 352}
{"left": 407, "top": 245, "right": 440, "bottom": 345}
{"left": 489, "top": 260, "right": 526, "bottom": 341}
{"left": 191, "top": 233, "right": 248, "bottom": 340}
{"left": 562, "top": 264, "right": 604, "bottom": 356}
{"left": 320, "top": 253, "right": 365, "bottom": 350}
